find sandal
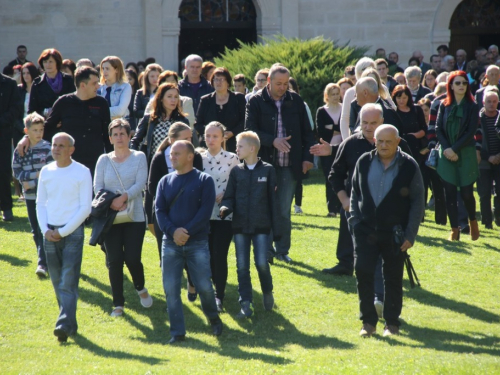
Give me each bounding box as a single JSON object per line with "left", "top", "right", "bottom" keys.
{"left": 111, "top": 306, "right": 124, "bottom": 317}
{"left": 137, "top": 288, "right": 153, "bottom": 308}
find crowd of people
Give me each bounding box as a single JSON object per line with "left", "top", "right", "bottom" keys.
{"left": 1, "top": 41, "right": 499, "bottom": 343}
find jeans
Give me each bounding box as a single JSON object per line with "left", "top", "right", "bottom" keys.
{"left": 274, "top": 167, "right": 297, "bottom": 255}
{"left": 26, "top": 199, "right": 46, "bottom": 268}
{"left": 161, "top": 239, "right": 218, "bottom": 337}
{"left": 103, "top": 221, "right": 146, "bottom": 307}
{"left": 477, "top": 165, "right": 500, "bottom": 226}
{"left": 208, "top": 220, "right": 233, "bottom": 302}
{"left": 234, "top": 233, "right": 273, "bottom": 303}
{"left": 45, "top": 224, "right": 84, "bottom": 335}
{"left": 353, "top": 223, "right": 405, "bottom": 327}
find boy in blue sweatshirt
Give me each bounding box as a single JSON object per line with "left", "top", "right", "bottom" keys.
{"left": 220, "top": 131, "right": 281, "bottom": 318}
{"left": 12, "top": 112, "right": 53, "bottom": 277}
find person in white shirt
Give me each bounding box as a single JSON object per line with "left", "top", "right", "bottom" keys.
{"left": 36, "top": 132, "right": 92, "bottom": 342}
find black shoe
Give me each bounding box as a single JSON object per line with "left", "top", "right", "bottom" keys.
{"left": 267, "top": 256, "right": 274, "bottom": 265}
{"left": 322, "top": 264, "right": 353, "bottom": 276}
{"left": 187, "top": 291, "right": 198, "bottom": 302}
{"left": 168, "top": 335, "right": 186, "bottom": 344}
{"left": 2, "top": 210, "right": 13, "bottom": 222}
{"left": 461, "top": 225, "right": 470, "bottom": 234}
{"left": 54, "top": 328, "right": 68, "bottom": 342}
{"left": 485, "top": 223, "right": 493, "bottom": 230}
{"left": 210, "top": 317, "right": 223, "bottom": 336}
{"left": 263, "top": 293, "right": 274, "bottom": 311}
{"left": 276, "top": 254, "right": 292, "bottom": 263}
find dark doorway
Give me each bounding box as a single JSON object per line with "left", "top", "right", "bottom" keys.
{"left": 178, "top": 0, "right": 257, "bottom": 71}
{"left": 449, "top": 0, "right": 500, "bottom": 57}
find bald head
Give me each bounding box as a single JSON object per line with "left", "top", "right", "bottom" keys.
{"left": 374, "top": 124, "right": 400, "bottom": 161}
{"left": 375, "top": 124, "right": 399, "bottom": 140}
{"left": 486, "top": 65, "right": 500, "bottom": 86}
{"left": 356, "top": 77, "right": 379, "bottom": 106}
{"left": 170, "top": 140, "right": 195, "bottom": 172}
{"left": 412, "top": 50, "right": 424, "bottom": 64}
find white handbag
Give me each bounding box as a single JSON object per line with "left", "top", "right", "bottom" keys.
{"left": 107, "top": 156, "right": 134, "bottom": 224}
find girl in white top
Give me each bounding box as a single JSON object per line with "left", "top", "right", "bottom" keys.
{"left": 93, "top": 119, "right": 151, "bottom": 317}
{"left": 201, "top": 121, "right": 239, "bottom": 312}
{"left": 97, "top": 56, "right": 132, "bottom": 120}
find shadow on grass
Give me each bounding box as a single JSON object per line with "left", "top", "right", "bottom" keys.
{"left": 416, "top": 234, "right": 472, "bottom": 255}
{"left": 383, "top": 322, "right": 500, "bottom": 356}
{"left": 0, "top": 253, "right": 31, "bottom": 267}
{"left": 72, "top": 333, "right": 166, "bottom": 365}
{"left": 292, "top": 221, "right": 338, "bottom": 231}
{"left": 405, "top": 287, "right": 499, "bottom": 323}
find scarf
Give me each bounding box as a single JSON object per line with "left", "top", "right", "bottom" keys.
{"left": 46, "top": 72, "right": 63, "bottom": 94}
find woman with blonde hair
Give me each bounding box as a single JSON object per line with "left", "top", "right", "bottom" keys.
{"left": 97, "top": 56, "right": 132, "bottom": 120}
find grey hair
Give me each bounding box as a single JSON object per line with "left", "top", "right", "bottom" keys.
{"left": 184, "top": 54, "right": 203, "bottom": 66}
{"left": 442, "top": 55, "right": 455, "bottom": 64}
{"left": 489, "top": 44, "right": 499, "bottom": 52}
{"left": 269, "top": 64, "right": 290, "bottom": 80}
{"left": 53, "top": 132, "right": 75, "bottom": 147}
{"left": 355, "top": 57, "right": 376, "bottom": 80}
{"left": 436, "top": 72, "right": 449, "bottom": 83}
{"left": 483, "top": 88, "right": 499, "bottom": 102}
{"left": 374, "top": 124, "right": 399, "bottom": 139}
{"left": 360, "top": 103, "right": 383, "bottom": 121}
{"left": 23, "top": 112, "right": 45, "bottom": 129}
{"left": 356, "top": 77, "right": 379, "bottom": 96}
{"left": 404, "top": 66, "right": 422, "bottom": 80}
{"left": 434, "top": 82, "right": 447, "bottom": 96}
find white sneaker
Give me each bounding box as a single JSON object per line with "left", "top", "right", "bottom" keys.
{"left": 111, "top": 306, "right": 124, "bottom": 317}
{"left": 35, "top": 266, "right": 48, "bottom": 278}
{"left": 374, "top": 300, "right": 384, "bottom": 319}
{"left": 294, "top": 205, "right": 303, "bottom": 214}
{"left": 137, "top": 288, "right": 153, "bottom": 308}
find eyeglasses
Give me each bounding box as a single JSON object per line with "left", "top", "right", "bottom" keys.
{"left": 453, "top": 81, "right": 468, "bottom": 86}
{"left": 213, "top": 78, "right": 226, "bottom": 83}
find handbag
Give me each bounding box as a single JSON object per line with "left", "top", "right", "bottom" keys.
{"left": 107, "top": 155, "right": 134, "bottom": 224}
{"left": 425, "top": 145, "right": 439, "bottom": 170}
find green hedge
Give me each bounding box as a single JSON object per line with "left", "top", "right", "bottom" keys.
{"left": 214, "top": 35, "right": 368, "bottom": 117}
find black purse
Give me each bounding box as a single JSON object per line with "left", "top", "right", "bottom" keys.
{"left": 425, "top": 146, "right": 439, "bottom": 170}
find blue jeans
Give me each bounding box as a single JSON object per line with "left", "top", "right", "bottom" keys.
{"left": 161, "top": 239, "right": 218, "bottom": 337}
{"left": 26, "top": 199, "right": 46, "bottom": 268}
{"left": 274, "top": 167, "right": 297, "bottom": 255}
{"left": 234, "top": 233, "right": 273, "bottom": 303}
{"left": 44, "top": 224, "right": 84, "bottom": 335}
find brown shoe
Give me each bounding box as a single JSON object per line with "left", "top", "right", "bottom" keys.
{"left": 359, "top": 323, "right": 376, "bottom": 338}
{"left": 383, "top": 325, "right": 399, "bottom": 337}
{"left": 469, "top": 219, "right": 480, "bottom": 241}
{"left": 448, "top": 227, "right": 460, "bottom": 241}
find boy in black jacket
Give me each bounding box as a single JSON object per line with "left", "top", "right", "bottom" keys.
{"left": 220, "top": 131, "right": 281, "bottom": 318}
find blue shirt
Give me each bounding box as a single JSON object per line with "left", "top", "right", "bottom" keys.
{"left": 155, "top": 169, "right": 215, "bottom": 242}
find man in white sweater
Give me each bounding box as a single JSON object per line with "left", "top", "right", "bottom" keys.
{"left": 36, "top": 132, "right": 92, "bottom": 342}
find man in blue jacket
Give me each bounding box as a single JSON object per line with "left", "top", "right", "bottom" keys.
{"left": 155, "top": 140, "right": 222, "bottom": 344}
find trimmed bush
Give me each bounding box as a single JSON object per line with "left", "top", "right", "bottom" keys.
{"left": 214, "top": 35, "right": 368, "bottom": 116}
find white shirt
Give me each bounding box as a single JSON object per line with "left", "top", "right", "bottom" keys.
{"left": 201, "top": 148, "right": 239, "bottom": 220}
{"left": 36, "top": 160, "right": 92, "bottom": 237}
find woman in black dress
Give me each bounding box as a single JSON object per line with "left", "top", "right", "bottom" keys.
{"left": 194, "top": 67, "right": 246, "bottom": 152}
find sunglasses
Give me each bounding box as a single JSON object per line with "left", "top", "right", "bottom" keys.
{"left": 453, "top": 81, "right": 468, "bottom": 86}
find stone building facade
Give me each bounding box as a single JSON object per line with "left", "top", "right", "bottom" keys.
{"left": 0, "top": 0, "right": 494, "bottom": 71}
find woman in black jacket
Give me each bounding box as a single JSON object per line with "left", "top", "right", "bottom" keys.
{"left": 28, "top": 48, "right": 75, "bottom": 117}
{"left": 133, "top": 63, "right": 162, "bottom": 121}
{"left": 148, "top": 122, "right": 202, "bottom": 301}
{"left": 194, "top": 67, "right": 246, "bottom": 152}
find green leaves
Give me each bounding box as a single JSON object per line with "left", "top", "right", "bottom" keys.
{"left": 215, "top": 35, "right": 368, "bottom": 115}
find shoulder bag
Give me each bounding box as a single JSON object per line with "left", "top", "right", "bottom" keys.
{"left": 107, "top": 155, "right": 134, "bottom": 224}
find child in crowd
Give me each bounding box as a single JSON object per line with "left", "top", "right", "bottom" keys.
{"left": 220, "top": 131, "right": 281, "bottom": 318}
{"left": 232, "top": 74, "right": 247, "bottom": 95}
{"left": 12, "top": 112, "right": 53, "bottom": 277}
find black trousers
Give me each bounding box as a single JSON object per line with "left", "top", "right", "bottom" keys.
{"left": 427, "top": 168, "right": 447, "bottom": 225}
{"left": 442, "top": 180, "right": 476, "bottom": 228}
{"left": 353, "top": 223, "right": 405, "bottom": 327}
{"left": 208, "top": 220, "right": 234, "bottom": 302}
{"left": 320, "top": 154, "right": 341, "bottom": 214}
{"left": 103, "top": 221, "right": 146, "bottom": 307}
{"left": 0, "top": 134, "right": 13, "bottom": 212}
{"left": 337, "top": 209, "right": 354, "bottom": 270}
{"left": 477, "top": 165, "right": 500, "bottom": 226}
{"left": 294, "top": 180, "right": 303, "bottom": 207}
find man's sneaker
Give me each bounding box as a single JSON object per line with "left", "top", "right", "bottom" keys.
{"left": 374, "top": 300, "right": 384, "bottom": 319}
{"left": 35, "top": 266, "right": 48, "bottom": 278}
{"left": 237, "top": 301, "right": 253, "bottom": 318}
{"left": 359, "top": 323, "right": 376, "bottom": 338}
{"left": 215, "top": 298, "right": 223, "bottom": 312}
{"left": 210, "top": 317, "right": 223, "bottom": 336}
{"left": 383, "top": 325, "right": 399, "bottom": 337}
{"left": 294, "top": 205, "right": 303, "bottom": 214}
{"left": 263, "top": 293, "right": 274, "bottom": 311}
{"left": 2, "top": 210, "right": 13, "bottom": 222}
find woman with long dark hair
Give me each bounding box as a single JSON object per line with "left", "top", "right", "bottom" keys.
{"left": 28, "top": 48, "right": 75, "bottom": 117}
{"left": 133, "top": 63, "right": 162, "bottom": 122}
{"left": 435, "top": 71, "right": 480, "bottom": 241}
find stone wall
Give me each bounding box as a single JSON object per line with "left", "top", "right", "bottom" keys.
{"left": 0, "top": 0, "right": 458, "bottom": 72}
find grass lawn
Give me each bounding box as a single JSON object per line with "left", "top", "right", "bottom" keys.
{"left": 0, "top": 170, "right": 499, "bottom": 374}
